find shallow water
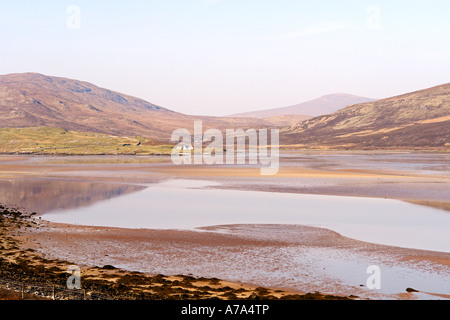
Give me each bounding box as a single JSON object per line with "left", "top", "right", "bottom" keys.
{"left": 281, "top": 152, "right": 450, "bottom": 176}
{"left": 41, "top": 179, "right": 450, "bottom": 253}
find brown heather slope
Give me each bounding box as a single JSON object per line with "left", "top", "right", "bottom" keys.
{"left": 262, "top": 114, "right": 313, "bottom": 126}
{"left": 0, "top": 73, "right": 272, "bottom": 142}
{"left": 281, "top": 83, "right": 450, "bottom": 150}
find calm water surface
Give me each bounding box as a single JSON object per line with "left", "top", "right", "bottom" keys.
{"left": 41, "top": 179, "right": 450, "bottom": 253}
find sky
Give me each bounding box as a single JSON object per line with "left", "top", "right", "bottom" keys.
{"left": 0, "top": 0, "right": 449, "bottom": 116}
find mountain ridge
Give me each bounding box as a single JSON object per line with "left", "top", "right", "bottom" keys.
{"left": 282, "top": 83, "right": 450, "bottom": 149}
{"left": 230, "top": 93, "right": 376, "bottom": 119}
{"left": 0, "top": 73, "right": 271, "bottom": 142}
{"left": 1, "top": 73, "right": 449, "bottom": 150}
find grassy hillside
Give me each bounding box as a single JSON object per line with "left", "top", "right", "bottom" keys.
{"left": 0, "top": 127, "right": 173, "bottom": 155}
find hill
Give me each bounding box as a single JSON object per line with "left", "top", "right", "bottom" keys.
{"left": 0, "top": 127, "right": 173, "bottom": 155}
{"left": 231, "top": 94, "right": 376, "bottom": 118}
{"left": 281, "top": 83, "right": 450, "bottom": 150}
{"left": 0, "top": 73, "right": 270, "bottom": 142}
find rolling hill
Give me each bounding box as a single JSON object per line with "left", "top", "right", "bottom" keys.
{"left": 231, "top": 94, "right": 376, "bottom": 118}
{"left": 0, "top": 73, "right": 270, "bottom": 142}
{"left": 1, "top": 73, "right": 448, "bottom": 151}
{"left": 0, "top": 127, "right": 174, "bottom": 155}
{"left": 281, "top": 83, "right": 450, "bottom": 150}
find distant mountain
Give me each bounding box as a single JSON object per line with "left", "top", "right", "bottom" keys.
{"left": 0, "top": 73, "right": 270, "bottom": 142}
{"left": 231, "top": 94, "right": 376, "bottom": 118}
{"left": 281, "top": 83, "right": 450, "bottom": 150}
{"left": 3, "top": 73, "right": 447, "bottom": 150}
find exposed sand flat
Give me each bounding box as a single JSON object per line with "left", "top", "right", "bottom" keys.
{"left": 1, "top": 153, "right": 449, "bottom": 300}
{"left": 23, "top": 222, "right": 450, "bottom": 300}
{"left": 0, "top": 154, "right": 449, "bottom": 206}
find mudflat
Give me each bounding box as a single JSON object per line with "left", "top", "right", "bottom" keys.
{"left": 0, "top": 152, "right": 449, "bottom": 299}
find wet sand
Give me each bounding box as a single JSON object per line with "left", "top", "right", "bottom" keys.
{"left": 1, "top": 153, "right": 449, "bottom": 299}
{"left": 23, "top": 222, "right": 450, "bottom": 300}
{"left": 2, "top": 215, "right": 322, "bottom": 300}
{"left": 0, "top": 153, "right": 449, "bottom": 206}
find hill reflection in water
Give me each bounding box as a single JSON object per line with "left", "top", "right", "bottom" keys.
{"left": 0, "top": 178, "right": 146, "bottom": 214}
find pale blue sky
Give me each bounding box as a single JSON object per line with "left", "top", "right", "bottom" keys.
{"left": 1, "top": 0, "right": 449, "bottom": 115}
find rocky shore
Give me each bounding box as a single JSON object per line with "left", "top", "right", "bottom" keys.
{"left": 0, "top": 206, "right": 352, "bottom": 300}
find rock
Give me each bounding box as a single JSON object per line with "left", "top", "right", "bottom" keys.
{"left": 102, "top": 265, "right": 117, "bottom": 270}
{"left": 406, "top": 288, "right": 419, "bottom": 293}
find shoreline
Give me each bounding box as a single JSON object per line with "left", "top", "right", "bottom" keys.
{"left": 1, "top": 213, "right": 353, "bottom": 300}
{"left": 22, "top": 220, "right": 450, "bottom": 300}
{"left": 0, "top": 153, "right": 449, "bottom": 300}
{"left": 0, "top": 146, "right": 449, "bottom": 157}
{"left": 2, "top": 207, "right": 449, "bottom": 300}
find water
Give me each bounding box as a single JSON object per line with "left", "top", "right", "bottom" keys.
{"left": 41, "top": 179, "right": 450, "bottom": 253}
{"left": 280, "top": 152, "right": 450, "bottom": 177}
